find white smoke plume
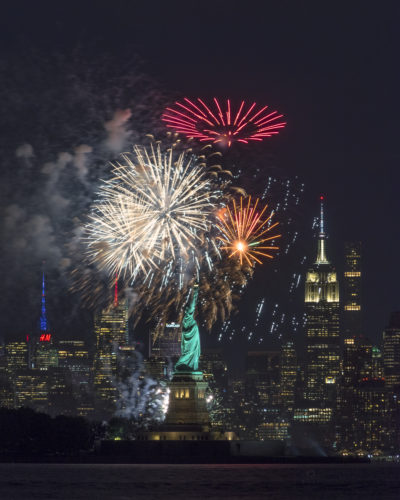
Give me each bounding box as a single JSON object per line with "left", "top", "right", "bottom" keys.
{"left": 15, "top": 143, "right": 34, "bottom": 159}
{"left": 73, "top": 144, "right": 93, "bottom": 185}
{"left": 114, "top": 350, "right": 168, "bottom": 425}
{"left": 104, "top": 109, "right": 132, "bottom": 153}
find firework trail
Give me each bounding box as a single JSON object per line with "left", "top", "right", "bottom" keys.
{"left": 162, "top": 98, "right": 286, "bottom": 147}
{"left": 217, "top": 196, "right": 281, "bottom": 266}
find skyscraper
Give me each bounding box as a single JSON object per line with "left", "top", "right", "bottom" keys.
{"left": 337, "top": 336, "right": 373, "bottom": 453}
{"left": 351, "top": 378, "right": 392, "bottom": 455}
{"left": 245, "top": 351, "right": 281, "bottom": 408}
{"left": 304, "top": 197, "right": 340, "bottom": 403}
{"left": 280, "top": 341, "right": 297, "bottom": 415}
{"left": 31, "top": 272, "right": 58, "bottom": 370}
{"left": 383, "top": 312, "right": 400, "bottom": 390}
{"left": 14, "top": 369, "right": 48, "bottom": 412}
{"left": 58, "top": 340, "right": 93, "bottom": 417}
{"left": 245, "top": 351, "right": 281, "bottom": 440}
{"left": 150, "top": 322, "right": 181, "bottom": 359}
{"left": 5, "top": 341, "right": 28, "bottom": 375}
{"left": 93, "top": 281, "right": 129, "bottom": 416}
{"left": 343, "top": 242, "right": 362, "bottom": 337}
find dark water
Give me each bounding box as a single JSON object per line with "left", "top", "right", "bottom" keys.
{"left": 0, "top": 463, "right": 399, "bottom": 499}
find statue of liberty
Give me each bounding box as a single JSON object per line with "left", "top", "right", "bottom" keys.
{"left": 175, "top": 284, "right": 201, "bottom": 373}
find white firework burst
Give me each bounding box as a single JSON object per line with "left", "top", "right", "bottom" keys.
{"left": 85, "top": 143, "right": 215, "bottom": 282}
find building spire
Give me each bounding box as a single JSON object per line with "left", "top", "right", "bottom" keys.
{"left": 315, "top": 195, "right": 329, "bottom": 264}
{"left": 114, "top": 272, "right": 119, "bottom": 307}
{"left": 40, "top": 265, "right": 48, "bottom": 331}
{"left": 320, "top": 195, "right": 325, "bottom": 235}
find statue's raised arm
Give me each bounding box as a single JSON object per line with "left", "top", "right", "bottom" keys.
{"left": 175, "top": 286, "right": 201, "bottom": 373}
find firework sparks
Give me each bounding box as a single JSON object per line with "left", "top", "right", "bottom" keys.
{"left": 217, "top": 197, "right": 281, "bottom": 265}
{"left": 162, "top": 98, "right": 286, "bottom": 147}
{"left": 85, "top": 143, "right": 218, "bottom": 281}
{"left": 74, "top": 137, "right": 248, "bottom": 331}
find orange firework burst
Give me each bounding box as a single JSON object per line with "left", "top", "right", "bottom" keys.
{"left": 216, "top": 197, "right": 281, "bottom": 265}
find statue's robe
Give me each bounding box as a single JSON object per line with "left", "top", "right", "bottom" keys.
{"left": 175, "top": 288, "right": 200, "bottom": 372}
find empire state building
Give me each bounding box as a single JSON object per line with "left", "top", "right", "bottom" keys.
{"left": 304, "top": 197, "right": 340, "bottom": 403}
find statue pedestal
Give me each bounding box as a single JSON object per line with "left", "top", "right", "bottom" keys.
{"left": 165, "top": 372, "right": 210, "bottom": 427}
{"left": 146, "top": 371, "right": 211, "bottom": 441}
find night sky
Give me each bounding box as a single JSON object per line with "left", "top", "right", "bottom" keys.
{"left": 1, "top": 1, "right": 399, "bottom": 348}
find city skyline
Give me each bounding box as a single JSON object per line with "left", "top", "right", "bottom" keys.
{"left": 1, "top": 187, "right": 399, "bottom": 457}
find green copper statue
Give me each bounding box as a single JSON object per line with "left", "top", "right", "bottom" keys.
{"left": 175, "top": 285, "right": 201, "bottom": 372}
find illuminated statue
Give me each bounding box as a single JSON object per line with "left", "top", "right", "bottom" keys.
{"left": 175, "top": 285, "right": 200, "bottom": 372}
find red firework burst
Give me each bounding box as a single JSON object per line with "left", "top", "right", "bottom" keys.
{"left": 162, "top": 98, "right": 286, "bottom": 147}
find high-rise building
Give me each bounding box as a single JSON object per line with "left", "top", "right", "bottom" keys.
{"left": 383, "top": 312, "right": 400, "bottom": 390}
{"left": 199, "top": 349, "right": 228, "bottom": 384}
{"left": 199, "top": 349, "right": 228, "bottom": 432}
{"left": 351, "top": 378, "right": 392, "bottom": 455}
{"left": 31, "top": 272, "right": 58, "bottom": 370}
{"left": 336, "top": 334, "right": 397, "bottom": 456}
{"left": 144, "top": 356, "right": 168, "bottom": 380}
{"left": 304, "top": 197, "right": 340, "bottom": 403}
{"left": 245, "top": 351, "right": 281, "bottom": 408}
{"left": 343, "top": 242, "right": 362, "bottom": 337}
{"left": 337, "top": 336, "right": 373, "bottom": 453}
{"left": 280, "top": 341, "right": 297, "bottom": 415}
{"left": 257, "top": 421, "right": 290, "bottom": 441}
{"left": 150, "top": 322, "right": 181, "bottom": 359}
{"left": 5, "top": 341, "right": 28, "bottom": 375}
{"left": 47, "top": 367, "right": 75, "bottom": 416}
{"left": 93, "top": 285, "right": 129, "bottom": 416}
{"left": 371, "top": 346, "right": 384, "bottom": 378}
{"left": 58, "top": 340, "right": 90, "bottom": 380}
{"left": 245, "top": 351, "right": 281, "bottom": 439}
{"left": 58, "top": 340, "right": 93, "bottom": 417}
{"left": 341, "top": 336, "right": 372, "bottom": 387}
{"left": 147, "top": 321, "right": 182, "bottom": 385}
{"left": 0, "top": 345, "right": 13, "bottom": 408}
{"left": 35, "top": 335, "right": 59, "bottom": 370}
{"left": 14, "top": 369, "right": 49, "bottom": 412}
{"left": 294, "top": 197, "right": 340, "bottom": 451}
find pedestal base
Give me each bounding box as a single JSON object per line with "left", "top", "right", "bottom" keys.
{"left": 146, "top": 371, "right": 211, "bottom": 441}
{"left": 165, "top": 371, "right": 210, "bottom": 427}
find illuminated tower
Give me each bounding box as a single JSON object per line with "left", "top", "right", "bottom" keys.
{"left": 34, "top": 272, "right": 58, "bottom": 370}
{"left": 93, "top": 278, "right": 129, "bottom": 415}
{"left": 40, "top": 271, "right": 48, "bottom": 332}
{"left": 343, "top": 242, "right": 362, "bottom": 337}
{"left": 304, "top": 197, "right": 340, "bottom": 403}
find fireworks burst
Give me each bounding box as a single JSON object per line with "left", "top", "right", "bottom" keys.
{"left": 74, "top": 137, "right": 246, "bottom": 331}
{"left": 85, "top": 143, "right": 217, "bottom": 281}
{"left": 162, "top": 98, "right": 286, "bottom": 147}
{"left": 217, "top": 197, "right": 281, "bottom": 266}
